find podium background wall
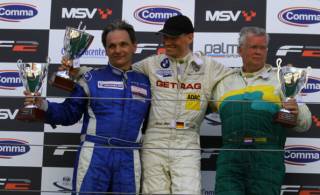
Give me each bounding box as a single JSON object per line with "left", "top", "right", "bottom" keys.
{"left": 0, "top": 0, "right": 319, "bottom": 194}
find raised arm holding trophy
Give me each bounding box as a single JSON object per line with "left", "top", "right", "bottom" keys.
{"left": 274, "top": 58, "right": 310, "bottom": 127}
{"left": 51, "top": 22, "right": 94, "bottom": 91}
{"left": 15, "top": 58, "right": 49, "bottom": 121}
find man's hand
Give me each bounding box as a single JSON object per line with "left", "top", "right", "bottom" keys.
{"left": 282, "top": 98, "right": 298, "bottom": 116}
{"left": 23, "top": 91, "right": 43, "bottom": 108}
{"left": 60, "top": 57, "right": 80, "bottom": 78}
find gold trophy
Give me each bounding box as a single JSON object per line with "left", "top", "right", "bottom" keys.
{"left": 51, "top": 22, "right": 94, "bottom": 91}
{"left": 16, "top": 59, "right": 49, "bottom": 121}
{"left": 274, "top": 58, "right": 310, "bottom": 127}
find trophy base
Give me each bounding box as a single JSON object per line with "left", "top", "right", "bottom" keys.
{"left": 274, "top": 111, "right": 297, "bottom": 128}
{"left": 50, "top": 74, "right": 75, "bottom": 92}
{"left": 15, "top": 107, "right": 45, "bottom": 122}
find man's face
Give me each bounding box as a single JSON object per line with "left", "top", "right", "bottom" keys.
{"left": 162, "top": 33, "right": 193, "bottom": 58}
{"left": 105, "top": 30, "right": 137, "bottom": 70}
{"left": 238, "top": 34, "right": 268, "bottom": 72}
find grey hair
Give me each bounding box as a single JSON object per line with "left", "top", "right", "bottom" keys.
{"left": 238, "top": 26, "right": 270, "bottom": 46}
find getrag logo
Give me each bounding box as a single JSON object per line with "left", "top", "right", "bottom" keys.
{"left": 205, "top": 10, "right": 256, "bottom": 22}
{"left": 301, "top": 76, "right": 320, "bottom": 94}
{"left": 285, "top": 145, "right": 320, "bottom": 166}
{"left": 0, "top": 40, "right": 39, "bottom": 52}
{"left": 62, "top": 7, "right": 112, "bottom": 20}
{"left": 0, "top": 3, "right": 38, "bottom": 22}
{"left": 276, "top": 45, "right": 320, "bottom": 58}
{"left": 0, "top": 138, "right": 30, "bottom": 159}
{"left": 278, "top": 7, "right": 320, "bottom": 27}
{"left": 134, "top": 5, "right": 181, "bottom": 25}
{"left": 0, "top": 70, "right": 22, "bottom": 90}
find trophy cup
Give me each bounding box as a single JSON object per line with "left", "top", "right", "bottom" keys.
{"left": 51, "top": 22, "right": 94, "bottom": 91}
{"left": 274, "top": 58, "right": 310, "bottom": 127}
{"left": 15, "top": 59, "right": 49, "bottom": 121}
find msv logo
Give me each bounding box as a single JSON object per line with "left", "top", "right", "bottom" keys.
{"left": 285, "top": 145, "right": 320, "bottom": 165}
{"left": 134, "top": 5, "right": 181, "bottom": 25}
{"left": 0, "top": 3, "right": 38, "bottom": 22}
{"left": 0, "top": 138, "right": 30, "bottom": 159}
{"left": 301, "top": 76, "right": 320, "bottom": 94}
{"left": 278, "top": 7, "right": 320, "bottom": 27}
{"left": 0, "top": 70, "right": 22, "bottom": 90}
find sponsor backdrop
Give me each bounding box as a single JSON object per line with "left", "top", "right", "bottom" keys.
{"left": 0, "top": 0, "right": 319, "bottom": 194}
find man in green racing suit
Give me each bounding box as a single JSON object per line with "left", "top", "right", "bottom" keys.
{"left": 212, "top": 27, "right": 312, "bottom": 195}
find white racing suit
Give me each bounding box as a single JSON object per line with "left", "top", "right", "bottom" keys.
{"left": 133, "top": 53, "right": 233, "bottom": 194}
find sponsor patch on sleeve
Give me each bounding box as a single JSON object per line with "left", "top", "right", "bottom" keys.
{"left": 185, "top": 93, "right": 201, "bottom": 111}
{"left": 97, "top": 81, "right": 124, "bottom": 90}
{"left": 131, "top": 85, "right": 147, "bottom": 98}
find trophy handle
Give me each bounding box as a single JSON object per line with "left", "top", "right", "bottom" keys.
{"left": 276, "top": 58, "right": 282, "bottom": 83}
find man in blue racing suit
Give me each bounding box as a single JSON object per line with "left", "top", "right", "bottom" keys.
{"left": 24, "top": 21, "right": 151, "bottom": 195}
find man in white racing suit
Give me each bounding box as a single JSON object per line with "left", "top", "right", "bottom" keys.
{"left": 133, "top": 15, "right": 233, "bottom": 194}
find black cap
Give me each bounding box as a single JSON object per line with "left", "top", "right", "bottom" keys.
{"left": 158, "top": 15, "right": 194, "bottom": 36}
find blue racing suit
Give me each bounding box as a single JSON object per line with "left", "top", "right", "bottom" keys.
{"left": 44, "top": 64, "right": 151, "bottom": 195}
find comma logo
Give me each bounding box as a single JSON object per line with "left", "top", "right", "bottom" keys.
{"left": 278, "top": 7, "right": 320, "bottom": 27}
{"left": 134, "top": 6, "right": 181, "bottom": 25}
{"left": 0, "top": 3, "right": 38, "bottom": 22}
{"left": 0, "top": 70, "right": 22, "bottom": 90}
{"left": 301, "top": 76, "right": 320, "bottom": 94}
{"left": 285, "top": 145, "right": 320, "bottom": 165}
{"left": 0, "top": 138, "right": 30, "bottom": 159}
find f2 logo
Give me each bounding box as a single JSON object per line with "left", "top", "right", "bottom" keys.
{"left": 0, "top": 40, "right": 38, "bottom": 52}
{"left": 276, "top": 45, "right": 320, "bottom": 58}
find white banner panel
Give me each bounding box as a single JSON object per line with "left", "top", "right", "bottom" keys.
{"left": 285, "top": 137, "right": 320, "bottom": 173}
{"left": 0, "top": 131, "right": 43, "bottom": 167}
{"left": 41, "top": 167, "right": 73, "bottom": 195}
{"left": 267, "top": 0, "right": 320, "bottom": 34}
{"left": 0, "top": 0, "right": 51, "bottom": 29}
{"left": 48, "top": 29, "right": 107, "bottom": 65}
{"left": 122, "top": 0, "right": 195, "bottom": 32}
{"left": 194, "top": 32, "right": 242, "bottom": 67}
{"left": 300, "top": 69, "right": 320, "bottom": 103}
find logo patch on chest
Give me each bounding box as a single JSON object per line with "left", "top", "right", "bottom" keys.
{"left": 185, "top": 93, "right": 201, "bottom": 111}
{"left": 97, "top": 81, "right": 124, "bottom": 90}
{"left": 131, "top": 85, "right": 147, "bottom": 97}
{"left": 156, "top": 69, "right": 173, "bottom": 77}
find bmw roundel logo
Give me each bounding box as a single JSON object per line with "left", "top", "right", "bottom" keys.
{"left": 160, "top": 58, "right": 170, "bottom": 68}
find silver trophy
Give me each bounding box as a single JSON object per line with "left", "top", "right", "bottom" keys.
{"left": 274, "top": 58, "right": 310, "bottom": 127}
{"left": 51, "top": 22, "right": 94, "bottom": 91}
{"left": 16, "top": 58, "right": 49, "bottom": 121}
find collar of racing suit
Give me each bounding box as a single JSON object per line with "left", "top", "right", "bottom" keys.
{"left": 108, "top": 63, "right": 134, "bottom": 75}
{"left": 240, "top": 64, "right": 273, "bottom": 80}
{"left": 166, "top": 52, "right": 204, "bottom": 67}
